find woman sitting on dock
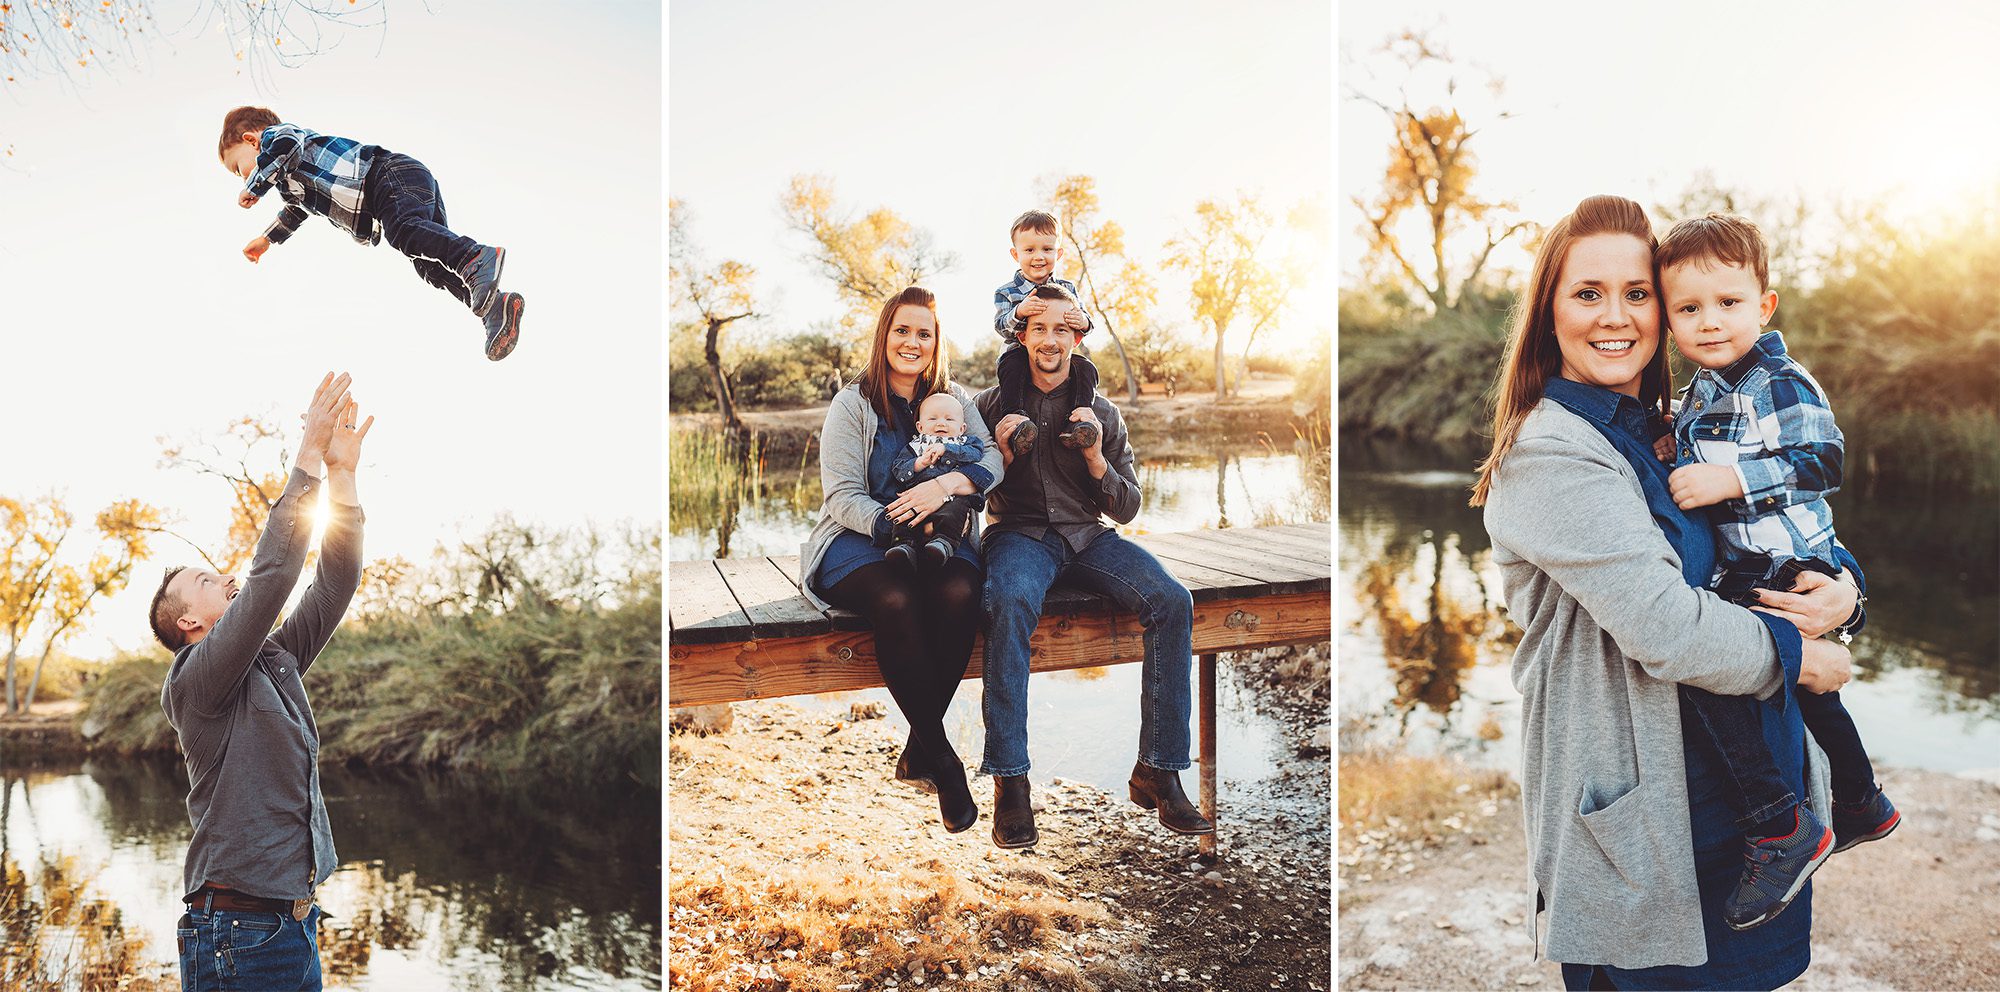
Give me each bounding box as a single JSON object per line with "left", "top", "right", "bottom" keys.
{"left": 798, "top": 286, "right": 1006, "bottom": 833}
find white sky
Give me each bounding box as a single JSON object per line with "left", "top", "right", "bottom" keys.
{"left": 667, "top": 0, "right": 1334, "bottom": 366}
{"left": 3, "top": 0, "right": 660, "bottom": 658}
{"left": 1337, "top": 0, "right": 2000, "bottom": 285}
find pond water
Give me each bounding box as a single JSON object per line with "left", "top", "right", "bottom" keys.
{"left": 0, "top": 757, "right": 660, "bottom": 991}
{"left": 1337, "top": 435, "right": 2000, "bottom": 775}
{"left": 668, "top": 437, "right": 1333, "bottom": 797}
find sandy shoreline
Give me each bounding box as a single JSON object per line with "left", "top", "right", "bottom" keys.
{"left": 669, "top": 653, "right": 1331, "bottom": 991}
{"left": 1338, "top": 761, "right": 2000, "bottom": 990}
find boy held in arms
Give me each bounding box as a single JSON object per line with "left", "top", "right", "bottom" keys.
{"left": 218, "top": 106, "right": 525, "bottom": 362}
{"left": 993, "top": 210, "right": 1099, "bottom": 456}
{"left": 885, "top": 392, "right": 987, "bottom": 571}
{"left": 1657, "top": 213, "right": 1899, "bottom": 933}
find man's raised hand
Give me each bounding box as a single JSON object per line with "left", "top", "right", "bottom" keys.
{"left": 324, "top": 397, "right": 373, "bottom": 473}
{"left": 296, "top": 372, "right": 351, "bottom": 475}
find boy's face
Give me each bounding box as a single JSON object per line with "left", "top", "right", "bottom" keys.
{"left": 1662, "top": 259, "right": 1777, "bottom": 370}
{"left": 917, "top": 396, "right": 966, "bottom": 437}
{"left": 220, "top": 134, "right": 259, "bottom": 180}
{"left": 1010, "top": 228, "right": 1063, "bottom": 283}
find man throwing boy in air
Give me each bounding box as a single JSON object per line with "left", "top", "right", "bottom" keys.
{"left": 154, "top": 371, "right": 371, "bottom": 992}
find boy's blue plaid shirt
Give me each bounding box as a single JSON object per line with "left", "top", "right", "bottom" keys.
{"left": 992, "top": 271, "right": 1092, "bottom": 340}
{"left": 1674, "top": 329, "right": 1843, "bottom": 571}
{"left": 245, "top": 124, "right": 381, "bottom": 247}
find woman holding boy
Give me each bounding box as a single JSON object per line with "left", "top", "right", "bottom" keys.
{"left": 799, "top": 287, "right": 1005, "bottom": 833}
{"left": 1475, "top": 195, "right": 1865, "bottom": 990}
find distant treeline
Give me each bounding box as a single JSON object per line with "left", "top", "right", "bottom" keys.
{"left": 1340, "top": 199, "right": 2000, "bottom": 497}
{"left": 81, "top": 522, "right": 662, "bottom": 791}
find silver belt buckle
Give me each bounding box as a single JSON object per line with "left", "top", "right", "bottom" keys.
{"left": 291, "top": 898, "right": 310, "bottom": 922}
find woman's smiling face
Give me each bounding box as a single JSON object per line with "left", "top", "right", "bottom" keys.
{"left": 884, "top": 303, "right": 937, "bottom": 382}
{"left": 1553, "top": 233, "right": 1660, "bottom": 398}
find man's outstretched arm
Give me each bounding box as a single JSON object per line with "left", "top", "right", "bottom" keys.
{"left": 170, "top": 373, "right": 347, "bottom": 716}
{"left": 277, "top": 397, "right": 371, "bottom": 672}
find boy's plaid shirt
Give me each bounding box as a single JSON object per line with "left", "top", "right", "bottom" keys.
{"left": 992, "top": 271, "right": 1092, "bottom": 341}
{"left": 1674, "top": 330, "right": 1844, "bottom": 571}
{"left": 245, "top": 124, "right": 381, "bottom": 247}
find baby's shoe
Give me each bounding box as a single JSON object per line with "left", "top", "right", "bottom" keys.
{"left": 1058, "top": 420, "right": 1099, "bottom": 450}
{"left": 483, "top": 292, "right": 524, "bottom": 361}
{"left": 918, "top": 538, "right": 953, "bottom": 572}
{"left": 459, "top": 246, "right": 506, "bottom": 317}
{"left": 1831, "top": 789, "right": 1900, "bottom": 853}
{"left": 1008, "top": 417, "right": 1037, "bottom": 457}
{"left": 884, "top": 542, "right": 919, "bottom": 571}
{"left": 1722, "top": 805, "right": 1835, "bottom": 931}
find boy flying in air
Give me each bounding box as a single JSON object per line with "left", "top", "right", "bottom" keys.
{"left": 219, "top": 106, "right": 524, "bottom": 361}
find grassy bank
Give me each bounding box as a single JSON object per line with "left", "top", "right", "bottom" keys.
{"left": 77, "top": 527, "right": 663, "bottom": 791}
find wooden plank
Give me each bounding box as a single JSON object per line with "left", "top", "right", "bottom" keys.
{"left": 1138, "top": 531, "right": 1328, "bottom": 586}
{"left": 1125, "top": 537, "right": 1278, "bottom": 597}
{"left": 1160, "top": 527, "right": 1332, "bottom": 576}
{"left": 667, "top": 590, "right": 1332, "bottom": 707}
{"left": 1232, "top": 524, "right": 1332, "bottom": 567}
{"left": 666, "top": 560, "right": 751, "bottom": 645}
{"left": 714, "top": 557, "right": 832, "bottom": 639}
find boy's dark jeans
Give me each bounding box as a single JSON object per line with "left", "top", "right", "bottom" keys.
{"left": 997, "top": 344, "right": 1099, "bottom": 415}
{"left": 364, "top": 151, "right": 484, "bottom": 308}
{"left": 1683, "top": 555, "right": 1881, "bottom": 829}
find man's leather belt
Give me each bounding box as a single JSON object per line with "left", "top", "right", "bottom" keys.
{"left": 186, "top": 887, "right": 310, "bottom": 920}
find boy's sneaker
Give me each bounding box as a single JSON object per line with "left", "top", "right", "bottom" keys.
{"left": 1058, "top": 420, "right": 1100, "bottom": 450}
{"left": 1723, "top": 805, "right": 1835, "bottom": 931}
{"left": 1831, "top": 789, "right": 1900, "bottom": 854}
{"left": 483, "top": 292, "right": 524, "bottom": 361}
{"left": 1008, "top": 416, "right": 1037, "bottom": 457}
{"left": 460, "top": 246, "right": 506, "bottom": 317}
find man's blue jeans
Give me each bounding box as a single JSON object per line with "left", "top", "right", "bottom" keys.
{"left": 978, "top": 529, "right": 1195, "bottom": 776}
{"left": 178, "top": 901, "right": 322, "bottom": 991}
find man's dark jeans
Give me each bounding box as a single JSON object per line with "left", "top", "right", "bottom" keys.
{"left": 365, "top": 151, "right": 482, "bottom": 307}
{"left": 978, "top": 528, "right": 1194, "bottom": 776}
{"left": 178, "top": 902, "right": 322, "bottom": 991}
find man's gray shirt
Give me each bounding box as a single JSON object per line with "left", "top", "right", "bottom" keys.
{"left": 161, "top": 468, "right": 362, "bottom": 901}
{"left": 975, "top": 379, "right": 1142, "bottom": 549}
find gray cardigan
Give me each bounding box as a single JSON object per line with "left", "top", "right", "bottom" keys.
{"left": 1483, "top": 399, "right": 1829, "bottom": 969}
{"left": 799, "top": 381, "right": 1005, "bottom": 610}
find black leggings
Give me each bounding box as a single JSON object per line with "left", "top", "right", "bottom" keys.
{"left": 820, "top": 557, "right": 981, "bottom": 772}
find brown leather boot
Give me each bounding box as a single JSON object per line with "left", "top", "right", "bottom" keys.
{"left": 1128, "top": 762, "right": 1214, "bottom": 835}
{"left": 893, "top": 734, "right": 936, "bottom": 795}
{"left": 1057, "top": 419, "right": 1099, "bottom": 450}
{"left": 992, "top": 774, "right": 1039, "bottom": 849}
{"left": 1008, "top": 418, "right": 1038, "bottom": 457}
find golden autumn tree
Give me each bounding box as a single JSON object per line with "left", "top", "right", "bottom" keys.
{"left": 670, "top": 199, "right": 759, "bottom": 437}
{"left": 1163, "top": 193, "right": 1298, "bottom": 398}
{"left": 779, "top": 175, "right": 957, "bottom": 340}
{"left": 1037, "top": 174, "right": 1152, "bottom": 403}
{"left": 1349, "top": 29, "right": 1526, "bottom": 314}
{"left": 0, "top": 495, "right": 159, "bottom": 714}
{"left": 158, "top": 415, "right": 294, "bottom": 573}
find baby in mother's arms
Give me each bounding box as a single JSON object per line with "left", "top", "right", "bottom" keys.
{"left": 1654, "top": 212, "right": 1900, "bottom": 932}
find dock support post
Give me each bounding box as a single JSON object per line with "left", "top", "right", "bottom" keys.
{"left": 1198, "top": 652, "right": 1218, "bottom": 857}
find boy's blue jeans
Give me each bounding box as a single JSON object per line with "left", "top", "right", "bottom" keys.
{"left": 178, "top": 901, "right": 322, "bottom": 991}
{"left": 365, "top": 151, "right": 483, "bottom": 308}
{"left": 978, "top": 528, "right": 1195, "bottom": 776}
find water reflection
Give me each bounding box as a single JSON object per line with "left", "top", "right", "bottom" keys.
{"left": 1339, "top": 434, "right": 2000, "bottom": 773}
{"left": 0, "top": 757, "right": 659, "bottom": 991}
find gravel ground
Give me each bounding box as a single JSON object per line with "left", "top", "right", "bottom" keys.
{"left": 1338, "top": 766, "right": 2000, "bottom": 991}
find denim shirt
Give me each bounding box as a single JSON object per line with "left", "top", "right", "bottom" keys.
{"left": 1544, "top": 377, "right": 1862, "bottom": 989}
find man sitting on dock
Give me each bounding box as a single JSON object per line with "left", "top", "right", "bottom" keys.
{"left": 973, "top": 284, "right": 1212, "bottom": 850}
{"left": 150, "top": 372, "right": 372, "bottom": 992}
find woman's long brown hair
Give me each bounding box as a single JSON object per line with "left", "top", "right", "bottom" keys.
{"left": 1470, "top": 194, "right": 1670, "bottom": 507}
{"left": 856, "top": 286, "right": 951, "bottom": 421}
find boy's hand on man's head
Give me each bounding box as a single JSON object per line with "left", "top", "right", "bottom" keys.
{"left": 1667, "top": 462, "right": 1743, "bottom": 509}
{"left": 238, "top": 190, "right": 260, "bottom": 209}
{"left": 1014, "top": 298, "right": 1048, "bottom": 320}
{"left": 1061, "top": 308, "right": 1088, "bottom": 331}
{"left": 243, "top": 237, "right": 271, "bottom": 264}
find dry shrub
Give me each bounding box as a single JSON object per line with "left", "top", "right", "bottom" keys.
{"left": 1337, "top": 745, "right": 1513, "bottom": 837}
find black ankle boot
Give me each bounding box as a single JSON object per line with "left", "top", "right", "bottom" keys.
{"left": 992, "top": 774, "right": 1038, "bottom": 849}
{"left": 893, "top": 734, "right": 936, "bottom": 795}
{"left": 1128, "top": 762, "right": 1214, "bottom": 835}
{"left": 933, "top": 760, "right": 977, "bottom": 834}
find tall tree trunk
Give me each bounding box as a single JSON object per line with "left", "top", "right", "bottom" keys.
{"left": 1213, "top": 322, "right": 1228, "bottom": 398}
{"left": 705, "top": 316, "right": 742, "bottom": 437}
{"left": 3, "top": 644, "right": 18, "bottom": 715}
{"left": 1070, "top": 251, "right": 1140, "bottom": 404}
